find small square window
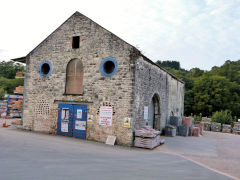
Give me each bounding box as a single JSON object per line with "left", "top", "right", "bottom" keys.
{"left": 72, "top": 36, "right": 80, "bottom": 49}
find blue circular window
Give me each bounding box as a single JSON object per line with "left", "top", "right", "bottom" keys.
{"left": 39, "top": 60, "right": 52, "bottom": 77}
{"left": 100, "top": 57, "right": 118, "bottom": 77}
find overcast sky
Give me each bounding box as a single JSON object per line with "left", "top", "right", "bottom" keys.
{"left": 0, "top": 0, "right": 240, "bottom": 70}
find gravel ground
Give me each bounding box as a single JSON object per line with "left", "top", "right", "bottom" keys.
{"left": 158, "top": 131, "right": 240, "bottom": 179}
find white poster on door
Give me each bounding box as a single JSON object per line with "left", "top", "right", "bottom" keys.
{"left": 99, "top": 106, "right": 113, "bottom": 126}
{"left": 61, "top": 121, "right": 68, "bottom": 132}
{"left": 144, "top": 106, "right": 148, "bottom": 120}
{"left": 75, "top": 120, "right": 86, "bottom": 130}
{"left": 61, "top": 108, "right": 69, "bottom": 120}
{"left": 77, "top": 109, "right": 82, "bottom": 119}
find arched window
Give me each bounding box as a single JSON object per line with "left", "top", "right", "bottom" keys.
{"left": 65, "top": 59, "right": 83, "bottom": 94}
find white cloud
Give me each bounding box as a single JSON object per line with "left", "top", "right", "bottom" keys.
{"left": 0, "top": 0, "right": 240, "bottom": 70}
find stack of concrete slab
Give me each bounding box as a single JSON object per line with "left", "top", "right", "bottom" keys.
{"left": 165, "top": 125, "right": 176, "bottom": 137}
{"left": 233, "top": 122, "right": 240, "bottom": 135}
{"left": 134, "top": 126, "right": 161, "bottom": 149}
{"left": 178, "top": 125, "right": 189, "bottom": 136}
{"left": 222, "top": 124, "right": 231, "bottom": 133}
{"left": 211, "top": 122, "right": 221, "bottom": 132}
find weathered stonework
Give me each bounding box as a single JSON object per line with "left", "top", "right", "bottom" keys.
{"left": 18, "top": 11, "right": 184, "bottom": 146}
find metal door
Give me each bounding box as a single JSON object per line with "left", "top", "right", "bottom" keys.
{"left": 57, "top": 104, "right": 73, "bottom": 137}
{"left": 73, "top": 105, "right": 87, "bottom": 139}
{"left": 148, "top": 99, "right": 155, "bottom": 128}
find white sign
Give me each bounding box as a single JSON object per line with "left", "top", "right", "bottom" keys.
{"left": 61, "top": 109, "right": 69, "bottom": 120}
{"left": 75, "top": 120, "right": 86, "bottom": 130}
{"left": 99, "top": 106, "right": 113, "bottom": 126}
{"left": 144, "top": 106, "right": 148, "bottom": 120}
{"left": 61, "top": 121, "right": 68, "bottom": 132}
{"left": 77, "top": 109, "right": 82, "bottom": 119}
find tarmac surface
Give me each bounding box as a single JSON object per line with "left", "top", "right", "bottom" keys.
{"left": 0, "top": 123, "right": 234, "bottom": 180}
{"left": 159, "top": 131, "right": 240, "bottom": 180}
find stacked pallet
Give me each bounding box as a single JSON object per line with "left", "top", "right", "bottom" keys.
{"left": 233, "top": 122, "right": 240, "bottom": 135}
{"left": 134, "top": 126, "right": 161, "bottom": 149}
{"left": 211, "top": 122, "right": 221, "bottom": 132}
{"left": 178, "top": 125, "right": 189, "bottom": 136}
{"left": 15, "top": 72, "right": 24, "bottom": 78}
{"left": 0, "top": 101, "right": 7, "bottom": 118}
{"left": 222, "top": 124, "right": 231, "bottom": 133}
{"left": 14, "top": 86, "right": 24, "bottom": 94}
{"left": 5, "top": 95, "right": 23, "bottom": 118}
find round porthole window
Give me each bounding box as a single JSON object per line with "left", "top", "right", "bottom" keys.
{"left": 39, "top": 60, "right": 52, "bottom": 77}
{"left": 100, "top": 57, "right": 118, "bottom": 77}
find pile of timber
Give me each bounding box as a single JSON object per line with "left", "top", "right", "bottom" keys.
{"left": 222, "top": 124, "right": 231, "bottom": 133}
{"left": 233, "top": 122, "right": 240, "bottom": 135}
{"left": 134, "top": 126, "right": 162, "bottom": 149}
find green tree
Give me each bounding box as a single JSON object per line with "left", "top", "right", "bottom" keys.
{"left": 0, "top": 61, "right": 25, "bottom": 79}
{"left": 192, "top": 74, "right": 232, "bottom": 116}
{"left": 212, "top": 110, "right": 233, "bottom": 125}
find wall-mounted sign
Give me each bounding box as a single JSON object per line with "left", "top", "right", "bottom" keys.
{"left": 77, "top": 109, "right": 82, "bottom": 119}
{"left": 99, "top": 106, "right": 113, "bottom": 126}
{"left": 144, "top": 106, "right": 148, "bottom": 120}
{"left": 124, "top": 117, "right": 131, "bottom": 128}
{"left": 87, "top": 115, "right": 93, "bottom": 124}
{"left": 61, "top": 121, "right": 68, "bottom": 132}
{"left": 75, "top": 120, "right": 86, "bottom": 130}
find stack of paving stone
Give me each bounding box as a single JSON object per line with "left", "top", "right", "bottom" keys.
{"left": 192, "top": 127, "right": 200, "bottom": 136}
{"left": 211, "top": 122, "right": 221, "bottom": 132}
{"left": 178, "top": 125, "right": 189, "bottom": 136}
{"left": 165, "top": 125, "right": 176, "bottom": 137}
{"left": 182, "top": 117, "right": 194, "bottom": 127}
{"left": 182, "top": 117, "right": 194, "bottom": 136}
{"left": 202, "top": 117, "right": 211, "bottom": 131}
{"left": 194, "top": 122, "right": 204, "bottom": 135}
{"left": 222, "top": 124, "right": 232, "bottom": 133}
{"left": 232, "top": 122, "right": 240, "bottom": 135}
{"left": 134, "top": 126, "right": 161, "bottom": 149}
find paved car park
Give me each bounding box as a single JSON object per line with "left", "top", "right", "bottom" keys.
{"left": 159, "top": 131, "right": 240, "bottom": 180}
{"left": 0, "top": 124, "right": 234, "bottom": 180}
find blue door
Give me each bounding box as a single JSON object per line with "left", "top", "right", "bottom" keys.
{"left": 73, "top": 105, "right": 87, "bottom": 139}
{"left": 57, "top": 104, "right": 87, "bottom": 139}
{"left": 57, "top": 104, "right": 73, "bottom": 137}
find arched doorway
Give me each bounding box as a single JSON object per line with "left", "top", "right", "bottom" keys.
{"left": 148, "top": 94, "right": 161, "bottom": 130}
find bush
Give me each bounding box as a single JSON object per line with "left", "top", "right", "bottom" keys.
{"left": 211, "top": 110, "right": 233, "bottom": 125}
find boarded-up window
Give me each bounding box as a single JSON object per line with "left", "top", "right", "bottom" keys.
{"left": 65, "top": 59, "right": 83, "bottom": 94}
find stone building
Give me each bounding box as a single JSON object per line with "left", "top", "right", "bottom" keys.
{"left": 13, "top": 12, "right": 184, "bottom": 146}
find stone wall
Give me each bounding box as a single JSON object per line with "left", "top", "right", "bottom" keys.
{"left": 22, "top": 12, "right": 135, "bottom": 146}
{"left": 133, "top": 56, "right": 184, "bottom": 130}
